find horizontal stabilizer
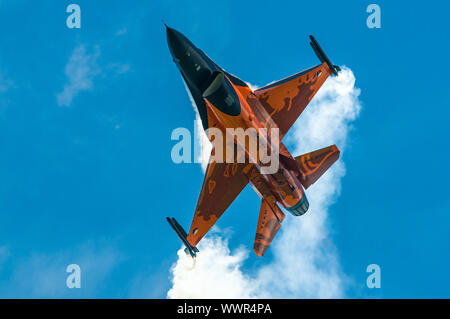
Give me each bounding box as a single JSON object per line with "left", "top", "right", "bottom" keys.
{"left": 254, "top": 198, "right": 285, "bottom": 257}
{"left": 295, "top": 145, "right": 340, "bottom": 189}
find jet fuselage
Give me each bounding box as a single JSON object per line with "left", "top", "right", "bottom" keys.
{"left": 166, "top": 25, "right": 309, "bottom": 216}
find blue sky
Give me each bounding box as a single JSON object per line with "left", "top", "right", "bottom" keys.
{"left": 0, "top": 0, "right": 449, "bottom": 298}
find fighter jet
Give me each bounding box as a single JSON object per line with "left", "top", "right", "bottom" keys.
{"left": 166, "top": 25, "right": 341, "bottom": 257}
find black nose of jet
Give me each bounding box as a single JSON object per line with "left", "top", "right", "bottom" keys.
{"left": 165, "top": 25, "right": 217, "bottom": 92}
{"left": 165, "top": 25, "right": 191, "bottom": 63}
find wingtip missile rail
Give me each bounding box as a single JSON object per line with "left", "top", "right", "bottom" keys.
{"left": 309, "top": 35, "right": 341, "bottom": 76}
{"left": 166, "top": 217, "right": 199, "bottom": 258}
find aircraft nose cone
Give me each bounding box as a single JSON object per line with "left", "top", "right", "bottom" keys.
{"left": 166, "top": 25, "right": 189, "bottom": 61}
{"left": 165, "top": 25, "right": 218, "bottom": 92}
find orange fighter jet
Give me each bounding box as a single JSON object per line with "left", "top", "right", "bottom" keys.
{"left": 166, "top": 25, "right": 341, "bottom": 257}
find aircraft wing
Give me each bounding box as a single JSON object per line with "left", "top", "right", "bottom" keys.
{"left": 254, "top": 62, "right": 331, "bottom": 137}
{"left": 186, "top": 161, "right": 252, "bottom": 247}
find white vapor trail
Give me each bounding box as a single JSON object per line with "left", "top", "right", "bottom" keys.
{"left": 168, "top": 67, "right": 361, "bottom": 298}
{"left": 182, "top": 80, "right": 212, "bottom": 172}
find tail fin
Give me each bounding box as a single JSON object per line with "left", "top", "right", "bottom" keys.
{"left": 295, "top": 145, "right": 340, "bottom": 189}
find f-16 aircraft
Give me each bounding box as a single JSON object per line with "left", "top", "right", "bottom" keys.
{"left": 166, "top": 25, "right": 341, "bottom": 257}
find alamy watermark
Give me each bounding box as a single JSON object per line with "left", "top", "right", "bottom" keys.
{"left": 171, "top": 120, "right": 280, "bottom": 174}
{"left": 66, "top": 264, "right": 81, "bottom": 289}
{"left": 366, "top": 264, "right": 381, "bottom": 288}
{"left": 66, "top": 4, "right": 81, "bottom": 29}
{"left": 366, "top": 4, "right": 381, "bottom": 29}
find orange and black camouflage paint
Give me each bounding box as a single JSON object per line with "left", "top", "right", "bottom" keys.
{"left": 166, "top": 25, "right": 342, "bottom": 257}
